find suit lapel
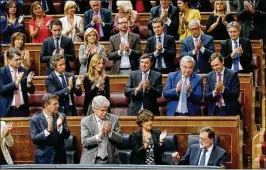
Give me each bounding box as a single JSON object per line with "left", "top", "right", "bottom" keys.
{"left": 189, "top": 73, "right": 196, "bottom": 89}
{"left": 128, "top": 33, "right": 133, "bottom": 48}
{"left": 163, "top": 34, "right": 167, "bottom": 49}
{"left": 207, "top": 146, "right": 216, "bottom": 166}
{"left": 50, "top": 37, "right": 55, "bottom": 50}
{"left": 175, "top": 72, "right": 182, "bottom": 87}
{"left": 40, "top": 112, "right": 48, "bottom": 129}
{"left": 168, "top": 5, "right": 172, "bottom": 18}
{"left": 223, "top": 68, "right": 230, "bottom": 87}
{"left": 194, "top": 146, "right": 202, "bottom": 165}
{"left": 115, "top": 34, "right": 121, "bottom": 50}
{"left": 136, "top": 70, "right": 142, "bottom": 86}
{"left": 53, "top": 72, "right": 64, "bottom": 89}
{"left": 228, "top": 39, "right": 233, "bottom": 53}
{"left": 5, "top": 66, "right": 13, "bottom": 84}
{"left": 211, "top": 72, "right": 217, "bottom": 90}
{"left": 189, "top": 36, "right": 195, "bottom": 51}
{"left": 92, "top": 115, "right": 99, "bottom": 134}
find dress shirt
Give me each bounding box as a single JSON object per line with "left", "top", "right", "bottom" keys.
{"left": 90, "top": 11, "right": 104, "bottom": 37}
{"left": 43, "top": 111, "right": 63, "bottom": 137}
{"left": 192, "top": 35, "right": 206, "bottom": 55}
{"left": 230, "top": 38, "right": 243, "bottom": 71}
{"left": 154, "top": 33, "right": 166, "bottom": 69}
{"left": 119, "top": 32, "right": 131, "bottom": 69}
{"left": 176, "top": 75, "right": 190, "bottom": 113}
{"left": 198, "top": 144, "right": 214, "bottom": 166}
{"left": 54, "top": 71, "right": 73, "bottom": 106}
{"left": 9, "top": 66, "right": 24, "bottom": 106}
{"left": 160, "top": 7, "right": 171, "bottom": 26}
{"left": 212, "top": 67, "right": 225, "bottom": 106}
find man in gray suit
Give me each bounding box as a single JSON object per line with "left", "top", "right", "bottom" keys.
{"left": 80, "top": 95, "right": 122, "bottom": 164}
{"left": 108, "top": 14, "right": 142, "bottom": 74}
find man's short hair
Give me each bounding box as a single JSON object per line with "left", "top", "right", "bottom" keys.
{"left": 50, "top": 54, "right": 65, "bottom": 69}
{"left": 180, "top": 56, "right": 195, "bottom": 66}
{"left": 200, "top": 126, "right": 215, "bottom": 140}
{"left": 140, "top": 54, "right": 153, "bottom": 62}
{"left": 41, "top": 93, "right": 59, "bottom": 108}
{"left": 6, "top": 48, "right": 21, "bottom": 60}
{"left": 92, "top": 95, "right": 110, "bottom": 112}
{"left": 209, "top": 53, "right": 224, "bottom": 63}
{"left": 188, "top": 19, "right": 201, "bottom": 28}
{"left": 152, "top": 17, "right": 163, "bottom": 26}
{"left": 227, "top": 21, "right": 241, "bottom": 32}
{"left": 50, "top": 19, "right": 62, "bottom": 28}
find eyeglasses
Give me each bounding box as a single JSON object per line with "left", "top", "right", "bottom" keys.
{"left": 199, "top": 137, "right": 209, "bottom": 142}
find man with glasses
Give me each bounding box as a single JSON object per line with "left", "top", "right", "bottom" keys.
{"left": 108, "top": 14, "right": 142, "bottom": 74}
{"left": 163, "top": 56, "right": 203, "bottom": 116}
{"left": 180, "top": 19, "right": 215, "bottom": 73}
{"left": 171, "top": 126, "right": 227, "bottom": 167}
{"left": 84, "top": 0, "right": 113, "bottom": 41}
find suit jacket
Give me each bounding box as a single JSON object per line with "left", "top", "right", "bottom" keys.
{"left": 220, "top": 37, "right": 253, "bottom": 73}
{"left": 0, "top": 44, "right": 3, "bottom": 62}
{"left": 30, "top": 112, "right": 70, "bottom": 164}
{"left": 0, "top": 66, "right": 35, "bottom": 117}
{"left": 83, "top": 75, "right": 110, "bottom": 115}
{"left": 237, "top": 0, "right": 265, "bottom": 39}
{"left": 45, "top": 72, "right": 82, "bottom": 116}
{"left": 148, "top": 5, "right": 179, "bottom": 39}
{"left": 178, "top": 144, "right": 227, "bottom": 166}
{"left": 40, "top": 36, "right": 75, "bottom": 75}
{"left": 163, "top": 72, "right": 203, "bottom": 116}
{"left": 0, "top": 121, "right": 14, "bottom": 164}
{"left": 108, "top": 32, "right": 142, "bottom": 74}
{"left": 101, "top": 0, "right": 118, "bottom": 13}
{"left": 205, "top": 67, "right": 242, "bottom": 117}
{"left": 84, "top": 8, "right": 113, "bottom": 41}
{"left": 180, "top": 34, "right": 215, "bottom": 73}
{"left": 124, "top": 70, "right": 162, "bottom": 116}
{"left": 130, "top": 129, "right": 165, "bottom": 165}
{"left": 80, "top": 113, "right": 122, "bottom": 164}
{"left": 144, "top": 34, "right": 176, "bottom": 73}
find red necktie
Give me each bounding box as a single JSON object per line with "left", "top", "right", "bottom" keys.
{"left": 94, "top": 12, "right": 100, "bottom": 37}
{"left": 194, "top": 39, "right": 199, "bottom": 59}
{"left": 13, "top": 71, "right": 21, "bottom": 108}
{"left": 217, "top": 73, "right": 223, "bottom": 108}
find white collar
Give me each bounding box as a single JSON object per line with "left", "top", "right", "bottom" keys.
{"left": 216, "top": 67, "right": 225, "bottom": 76}
{"left": 231, "top": 38, "right": 239, "bottom": 43}
{"left": 43, "top": 111, "right": 52, "bottom": 120}
{"left": 55, "top": 71, "right": 65, "bottom": 77}
{"left": 193, "top": 34, "right": 201, "bottom": 41}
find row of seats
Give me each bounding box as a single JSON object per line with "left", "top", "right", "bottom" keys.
{"left": 28, "top": 91, "right": 245, "bottom": 117}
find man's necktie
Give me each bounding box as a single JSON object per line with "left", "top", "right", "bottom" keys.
{"left": 98, "top": 119, "right": 108, "bottom": 159}
{"left": 180, "top": 77, "right": 188, "bottom": 113}
{"left": 157, "top": 36, "right": 163, "bottom": 71}
{"left": 59, "top": 75, "right": 69, "bottom": 107}
{"left": 56, "top": 38, "right": 60, "bottom": 54}
{"left": 13, "top": 71, "right": 21, "bottom": 108}
{"left": 199, "top": 149, "right": 208, "bottom": 166}
{"left": 217, "top": 73, "right": 223, "bottom": 108}
{"left": 249, "top": 0, "right": 255, "bottom": 31}
{"left": 233, "top": 40, "right": 239, "bottom": 72}
{"left": 94, "top": 12, "right": 101, "bottom": 37}
{"left": 142, "top": 72, "right": 148, "bottom": 95}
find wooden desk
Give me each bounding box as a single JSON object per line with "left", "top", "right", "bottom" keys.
{"left": 1, "top": 116, "right": 242, "bottom": 169}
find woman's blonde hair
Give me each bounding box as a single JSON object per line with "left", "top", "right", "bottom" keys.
{"left": 213, "top": 0, "right": 228, "bottom": 16}
{"left": 116, "top": 1, "right": 132, "bottom": 9}
{"left": 10, "top": 32, "right": 26, "bottom": 50}
{"left": 30, "top": 1, "right": 46, "bottom": 20}
{"left": 87, "top": 54, "right": 106, "bottom": 81}
{"left": 64, "top": 1, "right": 77, "bottom": 15}
{"left": 84, "top": 28, "right": 99, "bottom": 45}
{"left": 136, "top": 109, "right": 154, "bottom": 127}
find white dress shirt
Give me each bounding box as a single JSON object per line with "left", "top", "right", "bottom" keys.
{"left": 9, "top": 66, "right": 24, "bottom": 106}
{"left": 43, "top": 111, "right": 63, "bottom": 137}
{"left": 176, "top": 75, "right": 190, "bottom": 113}
{"left": 230, "top": 38, "right": 243, "bottom": 71}
{"left": 212, "top": 67, "right": 225, "bottom": 106}
{"left": 192, "top": 35, "right": 206, "bottom": 55}
{"left": 119, "top": 32, "right": 132, "bottom": 69}
{"left": 154, "top": 33, "right": 166, "bottom": 69}
{"left": 198, "top": 144, "right": 214, "bottom": 166}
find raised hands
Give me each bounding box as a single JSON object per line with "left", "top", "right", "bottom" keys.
{"left": 1, "top": 121, "right": 14, "bottom": 138}
{"left": 27, "top": 71, "right": 35, "bottom": 84}
{"left": 67, "top": 76, "right": 73, "bottom": 90}
{"left": 56, "top": 114, "right": 64, "bottom": 128}
{"left": 18, "top": 15, "right": 24, "bottom": 25}
{"left": 76, "top": 76, "right": 84, "bottom": 87}
{"left": 159, "top": 130, "right": 167, "bottom": 142}
{"left": 15, "top": 72, "right": 24, "bottom": 85}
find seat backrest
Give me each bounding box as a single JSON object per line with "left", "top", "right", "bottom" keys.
{"left": 118, "top": 133, "right": 132, "bottom": 164}
{"left": 118, "top": 133, "right": 131, "bottom": 149}
{"left": 164, "top": 134, "right": 178, "bottom": 152}
{"left": 187, "top": 135, "right": 220, "bottom": 149}
{"left": 64, "top": 135, "right": 76, "bottom": 151}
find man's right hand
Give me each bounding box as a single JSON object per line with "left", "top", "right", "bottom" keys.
{"left": 68, "top": 77, "right": 73, "bottom": 90}
{"left": 136, "top": 81, "right": 143, "bottom": 93}
{"left": 15, "top": 72, "right": 24, "bottom": 85}
{"left": 47, "top": 117, "right": 53, "bottom": 132}
{"left": 176, "top": 80, "right": 183, "bottom": 92}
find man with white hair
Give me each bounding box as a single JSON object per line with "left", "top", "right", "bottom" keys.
{"left": 163, "top": 56, "right": 203, "bottom": 116}
{"left": 180, "top": 19, "right": 215, "bottom": 73}
{"left": 80, "top": 95, "right": 122, "bottom": 164}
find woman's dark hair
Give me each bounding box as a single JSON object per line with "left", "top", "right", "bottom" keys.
{"left": 5, "top": 0, "right": 20, "bottom": 18}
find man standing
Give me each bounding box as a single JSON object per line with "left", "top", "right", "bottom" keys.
{"left": 148, "top": 0, "right": 179, "bottom": 39}
{"left": 108, "top": 14, "right": 142, "bottom": 75}
{"left": 0, "top": 48, "right": 35, "bottom": 117}
{"left": 172, "top": 126, "right": 227, "bottom": 166}
{"left": 163, "top": 56, "right": 203, "bottom": 116}
{"left": 84, "top": 0, "right": 114, "bottom": 41}
{"left": 220, "top": 21, "right": 253, "bottom": 73}
{"left": 125, "top": 54, "right": 162, "bottom": 116}
{"left": 45, "top": 54, "right": 83, "bottom": 116}
{"left": 30, "top": 93, "right": 70, "bottom": 164}
{"left": 80, "top": 95, "right": 122, "bottom": 164}
{"left": 40, "top": 19, "right": 75, "bottom": 75}
{"left": 180, "top": 19, "right": 215, "bottom": 73}
{"left": 205, "top": 53, "right": 242, "bottom": 117}
{"left": 145, "top": 17, "right": 176, "bottom": 74}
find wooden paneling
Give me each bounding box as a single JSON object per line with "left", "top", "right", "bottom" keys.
{"left": 1, "top": 116, "right": 242, "bottom": 169}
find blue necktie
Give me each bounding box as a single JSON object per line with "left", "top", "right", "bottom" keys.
{"left": 233, "top": 40, "right": 239, "bottom": 72}
{"left": 157, "top": 37, "right": 163, "bottom": 71}
{"left": 180, "top": 77, "right": 188, "bottom": 113}
{"left": 199, "top": 149, "right": 207, "bottom": 166}
{"left": 59, "top": 74, "right": 69, "bottom": 107}
{"left": 142, "top": 72, "right": 148, "bottom": 95}
{"left": 56, "top": 38, "right": 60, "bottom": 54}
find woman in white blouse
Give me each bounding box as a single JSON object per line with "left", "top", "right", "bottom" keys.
{"left": 59, "top": 1, "right": 84, "bottom": 42}
{"left": 79, "top": 28, "right": 106, "bottom": 75}
{"left": 0, "top": 121, "right": 14, "bottom": 165}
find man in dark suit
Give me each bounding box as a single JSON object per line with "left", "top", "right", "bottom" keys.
{"left": 0, "top": 48, "right": 35, "bottom": 117}
{"left": 237, "top": 0, "right": 265, "bottom": 40}
{"left": 145, "top": 17, "right": 176, "bottom": 74}
{"left": 40, "top": 20, "right": 75, "bottom": 75}
{"left": 125, "top": 54, "right": 162, "bottom": 116}
{"left": 45, "top": 54, "right": 83, "bottom": 116}
{"left": 220, "top": 21, "right": 252, "bottom": 73}
{"left": 108, "top": 14, "right": 142, "bottom": 75}
{"left": 163, "top": 56, "right": 203, "bottom": 116}
{"left": 30, "top": 93, "right": 70, "bottom": 164}
{"left": 172, "top": 126, "right": 227, "bottom": 167}
{"left": 101, "top": 0, "right": 118, "bottom": 13}
{"left": 148, "top": 0, "right": 179, "bottom": 39}
{"left": 84, "top": 0, "right": 114, "bottom": 41}
{"left": 80, "top": 95, "right": 122, "bottom": 164}
{"left": 205, "top": 53, "right": 241, "bottom": 117}
{"left": 180, "top": 19, "right": 215, "bottom": 73}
